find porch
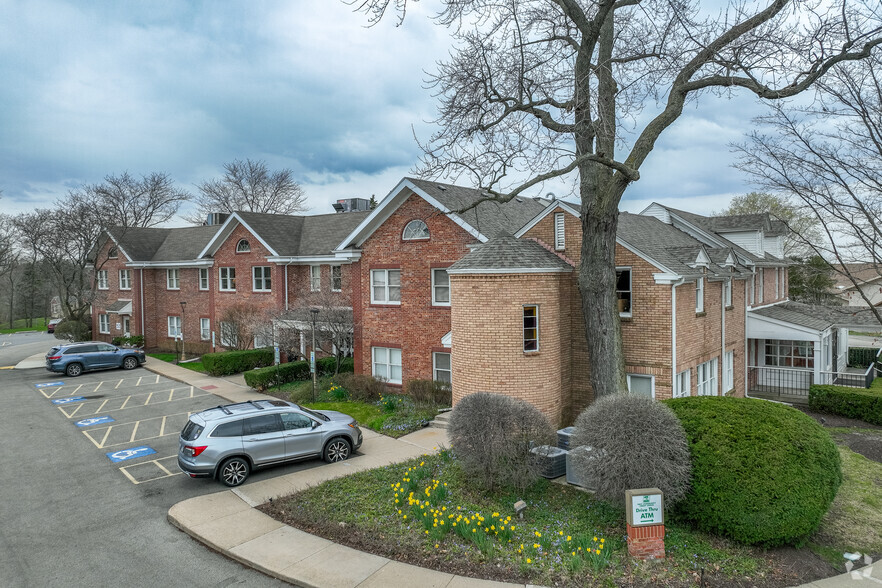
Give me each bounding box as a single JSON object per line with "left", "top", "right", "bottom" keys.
{"left": 747, "top": 364, "right": 875, "bottom": 405}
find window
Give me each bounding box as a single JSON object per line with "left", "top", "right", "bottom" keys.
{"left": 253, "top": 334, "right": 269, "bottom": 348}
{"left": 220, "top": 321, "right": 238, "bottom": 347}
{"left": 695, "top": 277, "right": 704, "bottom": 313}
{"left": 168, "top": 316, "right": 181, "bottom": 338}
{"left": 371, "top": 269, "right": 401, "bottom": 304}
{"left": 236, "top": 239, "right": 250, "bottom": 253}
{"left": 523, "top": 305, "right": 538, "bottom": 352}
{"left": 723, "top": 350, "right": 734, "bottom": 392}
{"left": 244, "top": 414, "right": 283, "bottom": 435}
{"left": 724, "top": 278, "right": 732, "bottom": 307}
{"left": 674, "top": 369, "right": 691, "bottom": 398}
{"left": 750, "top": 275, "right": 755, "bottom": 305}
{"left": 402, "top": 219, "right": 430, "bottom": 240}
{"left": 210, "top": 420, "right": 243, "bottom": 438}
{"left": 616, "top": 268, "right": 631, "bottom": 315}
{"left": 119, "top": 269, "right": 132, "bottom": 290}
{"left": 200, "top": 318, "right": 210, "bottom": 341}
{"left": 757, "top": 269, "right": 764, "bottom": 303}
{"left": 167, "top": 269, "right": 180, "bottom": 290}
{"left": 764, "top": 340, "right": 814, "bottom": 368}
{"left": 98, "top": 314, "right": 110, "bottom": 334}
{"left": 775, "top": 268, "right": 780, "bottom": 298}
{"left": 432, "top": 268, "right": 450, "bottom": 306}
{"left": 199, "top": 268, "right": 209, "bottom": 290}
{"left": 310, "top": 265, "right": 321, "bottom": 292}
{"left": 108, "top": 247, "right": 118, "bottom": 259}
{"left": 372, "top": 347, "right": 402, "bottom": 384}
{"left": 554, "top": 212, "right": 565, "bottom": 250}
{"left": 253, "top": 266, "right": 272, "bottom": 291}
{"left": 219, "top": 267, "right": 236, "bottom": 291}
{"left": 97, "top": 270, "right": 109, "bottom": 290}
{"left": 433, "top": 352, "right": 451, "bottom": 384}
{"left": 331, "top": 265, "right": 342, "bottom": 292}
{"left": 281, "top": 412, "right": 313, "bottom": 430}
{"left": 697, "top": 358, "right": 718, "bottom": 396}
{"left": 627, "top": 374, "right": 654, "bottom": 398}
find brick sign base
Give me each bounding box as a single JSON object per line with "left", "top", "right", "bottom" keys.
{"left": 627, "top": 523, "right": 665, "bottom": 560}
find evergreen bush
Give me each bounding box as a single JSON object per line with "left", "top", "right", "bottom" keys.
{"left": 809, "top": 384, "right": 882, "bottom": 426}
{"left": 243, "top": 360, "right": 309, "bottom": 391}
{"left": 202, "top": 348, "right": 273, "bottom": 376}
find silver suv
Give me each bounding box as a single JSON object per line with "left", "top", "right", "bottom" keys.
{"left": 178, "top": 400, "right": 363, "bottom": 487}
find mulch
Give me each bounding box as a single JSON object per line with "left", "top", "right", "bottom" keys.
{"left": 796, "top": 407, "right": 882, "bottom": 464}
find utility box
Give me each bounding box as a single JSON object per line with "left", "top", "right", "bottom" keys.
{"left": 566, "top": 445, "right": 597, "bottom": 490}
{"left": 530, "top": 445, "right": 567, "bottom": 479}
{"left": 557, "top": 426, "right": 575, "bottom": 450}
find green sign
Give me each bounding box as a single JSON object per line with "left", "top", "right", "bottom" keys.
{"left": 631, "top": 493, "right": 663, "bottom": 525}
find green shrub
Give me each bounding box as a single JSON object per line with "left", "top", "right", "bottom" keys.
{"left": 112, "top": 335, "right": 145, "bottom": 348}
{"left": 315, "top": 356, "right": 354, "bottom": 376}
{"left": 809, "top": 384, "right": 882, "bottom": 426}
{"left": 848, "top": 347, "right": 879, "bottom": 368}
{"left": 405, "top": 379, "right": 452, "bottom": 407}
{"left": 203, "top": 348, "right": 274, "bottom": 376}
{"left": 243, "top": 360, "right": 310, "bottom": 391}
{"left": 332, "top": 373, "right": 386, "bottom": 402}
{"left": 667, "top": 397, "right": 841, "bottom": 546}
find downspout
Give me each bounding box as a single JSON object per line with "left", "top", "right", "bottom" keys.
{"left": 745, "top": 277, "right": 753, "bottom": 399}
{"left": 671, "top": 278, "right": 685, "bottom": 396}
{"left": 721, "top": 278, "right": 726, "bottom": 394}
{"left": 139, "top": 268, "right": 145, "bottom": 338}
{"left": 285, "top": 262, "right": 291, "bottom": 310}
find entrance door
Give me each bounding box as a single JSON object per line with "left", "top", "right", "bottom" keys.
{"left": 122, "top": 316, "right": 131, "bottom": 338}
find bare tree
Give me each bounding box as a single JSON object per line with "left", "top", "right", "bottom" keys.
{"left": 735, "top": 52, "right": 882, "bottom": 324}
{"left": 281, "top": 291, "right": 355, "bottom": 374}
{"left": 356, "top": 0, "right": 882, "bottom": 398}
{"left": 0, "top": 214, "right": 21, "bottom": 328}
{"left": 217, "top": 303, "right": 265, "bottom": 351}
{"left": 87, "top": 171, "right": 190, "bottom": 228}
{"left": 187, "top": 159, "right": 306, "bottom": 223}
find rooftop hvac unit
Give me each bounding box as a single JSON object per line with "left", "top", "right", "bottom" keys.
{"left": 333, "top": 198, "right": 370, "bottom": 213}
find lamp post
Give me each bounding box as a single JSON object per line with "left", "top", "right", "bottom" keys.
{"left": 310, "top": 308, "right": 319, "bottom": 402}
{"left": 180, "top": 301, "right": 187, "bottom": 362}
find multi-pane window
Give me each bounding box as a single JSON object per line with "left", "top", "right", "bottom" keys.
{"left": 723, "top": 350, "right": 734, "bottom": 392}
{"left": 167, "top": 269, "right": 180, "bottom": 290}
{"left": 220, "top": 321, "right": 238, "bottom": 347}
{"left": 219, "top": 267, "right": 236, "bottom": 291}
{"left": 199, "top": 268, "right": 209, "bottom": 290}
{"left": 554, "top": 212, "right": 565, "bottom": 250}
{"left": 168, "top": 316, "right": 182, "bottom": 338}
{"left": 674, "top": 369, "right": 691, "bottom": 398}
{"left": 253, "top": 266, "right": 272, "bottom": 291}
{"left": 253, "top": 334, "right": 269, "bottom": 348}
{"left": 402, "top": 219, "right": 430, "bottom": 240}
{"left": 724, "top": 278, "right": 732, "bottom": 307}
{"left": 119, "top": 269, "right": 132, "bottom": 290}
{"left": 432, "top": 269, "right": 450, "bottom": 306}
{"left": 697, "top": 358, "right": 718, "bottom": 396}
{"left": 695, "top": 277, "right": 704, "bottom": 313}
{"left": 108, "top": 247, "right": 118, "bottom": 259}
{"left": 200, "top": 318, "right": 210, "bottom": 341}
{"left": 371, "top": 269, "right": 401, "bottom": 304}
{"left": 331, "top": 265, "right": 342, "bottom": 292}
{"left": 523, "top": 305, "right": 538, "bottom": 352}
{"left": 236, "top": 239, "right": 250, "bottom": 253}
{"left": 627, "top": 374, "right": 653, "bottom": 398}
{"left": 757, "top": 269, "right": 764, "bottom": 303}
{"left": 98, "top": 314, "right": 110, "bottom": 334}
{"left": 372, "top": 347, "right": 402, "bottom": 384}
{"left": 97, "top": 270, "right": 109, "bottom": 290}
{"left": 433, "top": 352, "right": 452, "bottom": 384}
{"left": 765, "top": 340, "right": 814, "bottom": 368}
{"left": 616, "top": 268, "right": 631, "bottom": 315}
{"left": 310, "top": 265, "right": 321, "bottom": 292}
{"left": 775, "top": 268, "right": 780, "bottom": 298}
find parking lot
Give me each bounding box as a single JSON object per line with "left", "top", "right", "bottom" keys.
{"left": 34, "top": 370, "right": 217, "bottom": 485}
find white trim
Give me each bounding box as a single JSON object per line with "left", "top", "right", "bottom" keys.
{"left": 446, "top": 267, "right": 572, "bottom": 275}
{"left": 554, "top": 212, "right": 566, "bottom": 250}
{"left": 616, "top": 237, "right": 679, "bottom": 276}
{"left": 197, "top": 212, "right": 280, "bottom": 259}
{"left": 126, "top": 259, "right": 215, "bottom": 268}
{"left": 673, "top": 368, "right": 690, "bottom": 398}
{"left": 432, "top": 351, "right": 452, "bottom": 384}
{"left": 98, "top": 314, "right": 110, "bottom": 334}
{"left": 101, "top": 231, "right": 134, "bottom": 264}
{"left": 697, "top": 358, "right": 719, "bottom": 396}
{"left": 97, "top": 270, "right": 109, "bottom": 290}
{"left": 441, "top": 331, "right": 452, "bottom": 347}
{"left": 200, "top": 317, "right": 211, "bottom": 341}
{"left": 252, "top": 266, "right": 272, "bottom": 292}
{"left": 266, "top": 254, "right": 341, "bottom": 264}
{"left": 167, "top": 315, "right": 182, "bottom": 338}
{"left": 402, "top": 219, "right": 430, "bottom": 240}
{"left": 198, "top": 268, "right": 209, "bottom": 291}
{"left": 523, "top": 304, "right": 539, "bottom": 352}
{"left": 514, "top": 200, "right": 580, "bottom": 238}
{"left": 118, "top": 269, "right": 132, "bottom": 290}
{"left": 695, "top": 277, "right": 705, "bottom": 313}
{"left": 370, "top": 268, "right": 401, "bottom": 304}
{"left": 616, "top": 266, "right": 632, "bottom": 317}
{"left": 331, "top": 265, "right": 343, "bottom": 292}
{"left": 166, "top": 268, "right": 180, "bottom": 290}
{"left": 310, "top": 265, "right": 321, "bottom": 292}
{"left": 371, "top": 346, "right": 402, "bottom": 385}
{"left": 219, "top": 267, "right": 236, "bottom": 292}
{"left": 626, "top": 373, "right": 655, "bottom": 398}
{"left": 431, "top": 268, "right": 451, "bottom": 306}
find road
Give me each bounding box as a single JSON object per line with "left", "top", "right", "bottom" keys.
{"left": 0, "top": 332, "right": 288, "bottom": 588}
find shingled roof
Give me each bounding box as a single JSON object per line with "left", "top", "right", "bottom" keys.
{"left": 749, "top": 301, "right": 880, "bottom": 331}
{"left": 448, "top": 233, "right": 573, "bottom": 274}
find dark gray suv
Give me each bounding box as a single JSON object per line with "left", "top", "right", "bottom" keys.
{"left": 178, "top": 400, "right": 363, "bottom": 487}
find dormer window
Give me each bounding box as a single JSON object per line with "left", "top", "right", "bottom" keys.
{"left": 403, "top": 220, "right": 430, "bottom": 241}
{"left": 236, "top": 239, "right": 250, "bottom": 253}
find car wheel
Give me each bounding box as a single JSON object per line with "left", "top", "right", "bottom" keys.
{"left": 122, "top": 356, "right": 138, "bottom": 370}
{"left": 65, "top": 363, "right": 83, "bottom": 377}
{"left": 218, "top": 457, "right": 250, "bottom": 487}
{"left": 323, "top": 437, "right": 352, "bottom": 463}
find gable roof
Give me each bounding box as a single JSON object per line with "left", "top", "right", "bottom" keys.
{"left": 447, "top": 233, "right": 573, "bottom": 274}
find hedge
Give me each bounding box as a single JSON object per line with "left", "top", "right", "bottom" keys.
{"left": 244, "top": 356, "right": 354, "bottom": 391}
{"left": 809, "top": 384, "right": 882, "bottom": 426}
{"left": 666, "top": 397, "right": 841, "bottom": 546}
{"left": 202, "top": 348, "right": 273, "bottom": 376}
{"left": 848, "top": 347, "right": 880, "bottom": 368}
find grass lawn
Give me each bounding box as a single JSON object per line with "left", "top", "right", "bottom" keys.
{"left": 147, "top": 353, "right": 207, "bottom": 373}
{"left": 301, "top": 401, "right": 383, "bottom": 426}
{"left": 0, "top": 318, "right": 49, "bottom": 334}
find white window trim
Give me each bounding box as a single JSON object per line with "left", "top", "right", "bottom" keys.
{"left": 402, "top": 219, "right": 430, "bottom": 240}
{"left": 626, "top": 374, "right": 655, "bottom": 399}
{"left": 166, "top": 269, "right": 180, "bottom": 290}
{"left": 697, "top": 358, "right": 718, "bottom": 396}
{"left": 431, "top": 268, "right": 450, "bottom": 307}
{"left": 118, "top": 269, "right": 132, "bottom": 290}
{"left": 674, "top": 369, "right": 690, "bottom": 398}
{"left": 98, "top": 314, "right": 110, "bottom": 334}
{"left": 97, "top": 270, "right": 109, "bottom": 290}
{"left": 695, "top": 277, "right": 704, "bottom": 313}
{"left": 758, "top": 269, "right": 764, "bottom": 303}
{"left": 554, "top": 212, "right": 565, "bottom": 250}
{"left": 774, "top": 268, "right": 780, "bottom": 299}
{"left": 252, "top": 266, "right": 272, "bottom": 292}
{"left": 616, "top": 267, "right": 632, "bottom": 317}
{"left": 167, "top": 316, "right": 181, "bottom": 338}
{"left": 372, "top": 346, "right": 402, "bottom": 385}
{"left": 724, "top": 278, "right": 732, "bottom": 307}
{"left": 432, "top": 351, "right": 452, "bottom": 384}
{"left": 199, "top": 268, "right": 209, "bottom": 291}
{"left": 219, "top": 267, "right": 236, "bottom": 292}
{"left": 723, "top": 350, "right": 734, "bottom": 392}
{"left": 523, "top": 304, "right": 539, "bottom": 352}
{"left": 200, "top": 318, "right": 210, "bottom": 341}
{"left": 236, "top": 239, "right": 250, "bottom": 253}
{"left": 310, "top": 265, "right": 321, "bottom": 292}
{"left": 331, "top": 265, "right": 342, "bottom": 292}
{"left": 370, "top": 269, "right": 401, "bottom": 305}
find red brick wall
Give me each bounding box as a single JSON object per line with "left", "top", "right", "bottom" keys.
{"left": 91, "top": 241, "right": 141, "bottom": 343}
{"left": 356, "top": 191, "right": 478, "bottom": 385}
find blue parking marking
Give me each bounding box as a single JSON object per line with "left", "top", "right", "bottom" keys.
{"left": 106, "top": 446, "right": 156, "bottom": 463}
{"left": 51, "top": 396, "right": 86, "bottom": 405}
{"left": 36, "top": 381, "right": 65, "bottom": 388}
{"left": 75, "top": 416, "right": 115, "bottom": 427}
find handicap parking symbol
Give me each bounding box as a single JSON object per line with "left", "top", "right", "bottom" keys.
{"left": 76, "top": 416, "right": 115, "bottom": 427}
{"left": 106, "top": 446, "right": 156, "bottom": 463}
{"left": 51, "top": 396, "right": 86, "bottom": 405}
{"left": 36, "top": 381, "right": 65, "bottom": 388}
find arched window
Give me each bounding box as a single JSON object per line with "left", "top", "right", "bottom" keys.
{"left": 402, "top": 220, "right": 430, "bottom": 240}
{"left": 108, "top": 247, "right": 118, "bottom": 259}
{"left": 236, "top": 239, "right": 251, "bottom": 253}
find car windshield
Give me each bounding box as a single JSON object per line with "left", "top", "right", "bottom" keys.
{"left": 297, "top": 405, "right": 330, "bottom": 422}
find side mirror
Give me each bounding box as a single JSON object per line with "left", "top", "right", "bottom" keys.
{"left": 312, "top": 421, "right": 321, "bottom": 429}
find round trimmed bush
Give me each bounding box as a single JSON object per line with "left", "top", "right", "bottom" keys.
{"left": 666, "top": 397, "right": 841, "bottom": 546}
{"left": 448, "top": 392, "right": 555, "bottom": 492}
{"left": 570, "top": 394, "right": 692, "bottom": 506}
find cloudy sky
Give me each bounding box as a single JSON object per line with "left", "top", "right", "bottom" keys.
{"left": 0, "top": 0, "right": 771, "bottom": 222}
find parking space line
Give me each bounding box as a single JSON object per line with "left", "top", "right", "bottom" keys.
{"left": 56, "top": 388, "right": 213, "bottom": 418}
{"left": 120, "top": 396, "right": 130, "bottom": 410}
{"left": 168, "top": 388, "right": 174, "bottom": 402}
{"left": 67, "top": 403, "right": 84, "bottom": 418}
{"left": 93, "top": 382, "right": 102, "bottom": 393}
{"left": 119, "top": 467, "right": 139, "bottom": 484}
{"left": 145, "top": 392, "right": 154, "bottom": 405}
{"left": 159, "top": 415, "right": 167, "bottom": 437}
{"left": 98, "top": 427, "right": 112, "bottom": 449}
{"left": 82, "top": 411, "right": 192, "bottom": 449}
{"left": 136, "top": 376, "right": 142, "bottom": 387}
{"left": 155, "top": 374, "right": 160, "bottom": 384}
{"left": 118, "top": 456, "right": 181, "bottom": 485}
{"left": 40, "top": 387, "right": 63, "bottom": 399}
{"left": 129, "top": 421, "right": 140, "bottom": 443}
{"left": 155, "top": 460, "right": 173, "bottom": 476}
{"left": 115, "top": 379, "right": 123, "bottom": 389}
